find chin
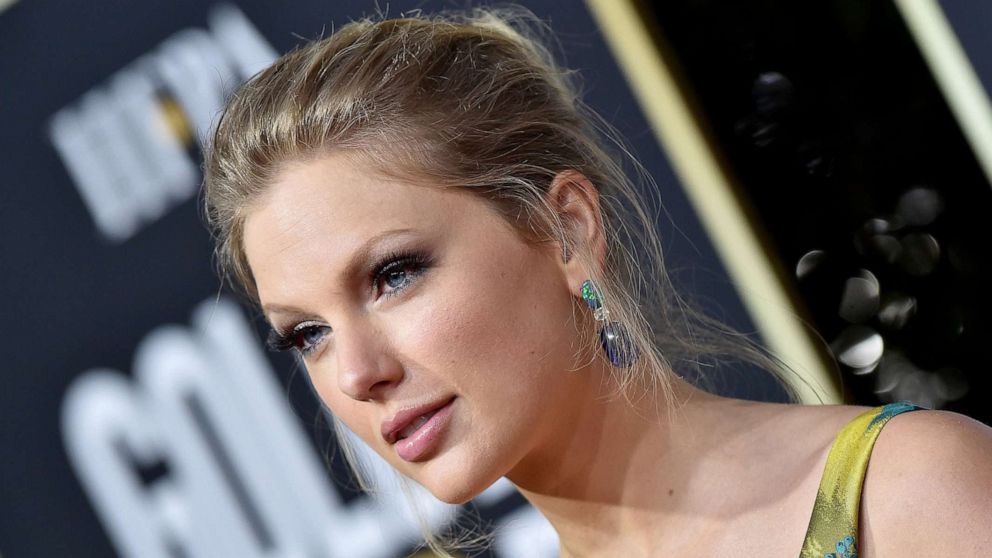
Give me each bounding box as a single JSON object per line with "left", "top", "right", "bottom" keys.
{"left": 431, "top": 486, "right": 478, "bottom": 505}
{"left": 413, "top": 468, "right": 489, "bottom": 505}
{"left": 412, "top": 454, "right": 505, "bottom": 505}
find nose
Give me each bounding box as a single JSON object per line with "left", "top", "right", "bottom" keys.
{"left": 335, "top": 320, "right": 403, "bottom": 402}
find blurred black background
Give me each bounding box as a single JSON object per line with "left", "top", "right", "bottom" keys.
{"left": 646, "top": 0, "right": 991, "bottom": 423}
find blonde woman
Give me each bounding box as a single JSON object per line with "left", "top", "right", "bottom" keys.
{"left": 203, "top": 9, "right": 992, "bottom": 557}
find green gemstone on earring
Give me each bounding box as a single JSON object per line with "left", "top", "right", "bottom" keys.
{"left": 581, "top": 280, "right": 603, "bottom": 310}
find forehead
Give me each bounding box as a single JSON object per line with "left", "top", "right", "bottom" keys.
{"left": 247, "top": 153, "right": 462, "bottom": 243}
{"left": 241, "top": 153, "right": 508, "bottom": 300}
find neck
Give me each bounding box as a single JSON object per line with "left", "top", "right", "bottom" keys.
{"left": 507, "top": 374, "right": 748, "bottom": 556}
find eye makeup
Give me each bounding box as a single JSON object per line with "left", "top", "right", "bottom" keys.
{"left": 264, "top": 248, "right": 436, "bottom": 356}
{"left": 266, "top": 320, "right": 330, "bottom": 355}
{"left": 369, "top": 249, "right": 434, "bottom": 299}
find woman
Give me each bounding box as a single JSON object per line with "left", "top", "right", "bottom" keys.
{"left": 203, "top": 8, "right": 992, "bottom": 557}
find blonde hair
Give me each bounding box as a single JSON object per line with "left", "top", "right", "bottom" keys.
{"left": 203, "top": 6, "right": 800, "bottom": 554}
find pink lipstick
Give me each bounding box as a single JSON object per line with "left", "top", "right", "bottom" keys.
{"left": 381, "top": 397, "right": 455, "bottom": 462}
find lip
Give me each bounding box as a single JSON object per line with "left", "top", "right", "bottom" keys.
{"left": 381, "top": 396, "right": 456, "bottom": 462}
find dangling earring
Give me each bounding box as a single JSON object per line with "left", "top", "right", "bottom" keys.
{"left": 580, "top": 279, "right": 639, "bottom": 367}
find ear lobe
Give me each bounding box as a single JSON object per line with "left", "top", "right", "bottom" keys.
{"left": 546, "top": 170, "right": 607, "bottom": 287}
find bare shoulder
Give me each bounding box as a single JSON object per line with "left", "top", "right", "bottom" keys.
{"left": 860, "top": 408, "right": 992, "bottom": 556}
{"left": 752, "top": 401, "right": 875, "bottom": 449}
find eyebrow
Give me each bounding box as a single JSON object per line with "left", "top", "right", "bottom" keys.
{"left": 261, "top": 227, "right": 418, "bottom": 319}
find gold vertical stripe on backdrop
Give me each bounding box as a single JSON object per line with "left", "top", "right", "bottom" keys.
{"left": 585, "top": 0, "right": 841, "bottom": 403}
{"left": 894, "top": 0, "right": 992, "bottom": 190}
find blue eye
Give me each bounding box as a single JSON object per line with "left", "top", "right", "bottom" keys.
{"left": 297, "top": 325, "right": 329, "bottom": 351}
{"left": 266, "top": 321, "right": 330, "bottom": 356}
{"left": 372, "top": 251, "right": 432, "bottom": 298}
{"left": 384, "top": 269, "right": 411, "bottom": 290}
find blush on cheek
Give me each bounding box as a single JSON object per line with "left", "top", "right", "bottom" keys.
{"left": 438, "top": 260, "right": 568, "bottom": 395}
{"left": 395, "top": 295, "right": 463, "bottom": 362}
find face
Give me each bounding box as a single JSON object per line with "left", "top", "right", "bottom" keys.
{"left": 243, "top": 153, "right": 596, "bottom": 503}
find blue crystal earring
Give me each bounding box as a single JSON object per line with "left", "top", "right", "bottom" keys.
{"left": 580, "top": 279, "right": 639, "bottom": 367}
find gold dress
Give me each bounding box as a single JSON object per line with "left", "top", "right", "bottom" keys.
{"left": 799, "top": 401, "right": 922, "bottom": 557}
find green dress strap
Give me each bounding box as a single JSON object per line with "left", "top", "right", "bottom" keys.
{"left": 798, "top": 401, "right": 922, "bottom": 558}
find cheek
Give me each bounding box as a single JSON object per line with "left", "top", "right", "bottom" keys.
{"left": 406, "top": 249, "right": 575, "bottom": 404}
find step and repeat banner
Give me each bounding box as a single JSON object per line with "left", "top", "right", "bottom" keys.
{"left": 0, "top": 1, "right": 772, "bottom": 557}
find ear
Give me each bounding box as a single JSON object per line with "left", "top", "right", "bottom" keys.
{"left": 545, "top": 170, "right": 607, "bottom": 295}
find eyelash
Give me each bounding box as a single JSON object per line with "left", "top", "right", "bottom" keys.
{"left": 266, "top": 249, "right": 433, "bottom": 356}
{"left": 369, "top": 249, "right": 433, "bottom": 299}
{"left": 266, "top": 320, "right": 327, "bottom": 355}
